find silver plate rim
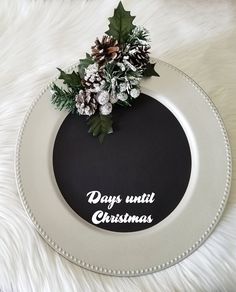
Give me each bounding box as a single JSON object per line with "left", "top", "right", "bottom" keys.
{"left": 15, "top": 59, "right": 232, "bottom": 277}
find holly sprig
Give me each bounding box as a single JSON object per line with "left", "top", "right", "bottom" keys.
{"left": 51, "top": 1, "right": 159, "bottom": 143}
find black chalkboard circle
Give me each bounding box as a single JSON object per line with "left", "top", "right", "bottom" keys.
{"left": 53, "top": 94, "right": 191, "bottom": 232}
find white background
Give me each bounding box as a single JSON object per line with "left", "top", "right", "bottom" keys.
{"left": 0, "top": 0, "right": 235, "bottom": 291}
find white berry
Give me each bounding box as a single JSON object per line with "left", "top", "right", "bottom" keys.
{"left": 117, "top": 92, "right": 128, "bottom": 101}
{"left": 100, "top": 102, "right": 112, "bottom": 115}
{"left": 130, "top": 88, "right": 140, "bottom": 98}
{"left": 96, "top": 90, "right": 110, "bottom": 105}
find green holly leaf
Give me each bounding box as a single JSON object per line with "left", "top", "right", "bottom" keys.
{"left": 106, "top": 1, "right": 136, "bottom": 43}
{"left": 87, "top": 114, "right": 113, "bottom": 143}
{"left": 57, "top": 68, "right": 81, "bottom": 89}
{"left": 143, "top": 62, "right": 160, "bottom": 77}
{"left": 78, "top": 53, "right": 94, "bottom": 78}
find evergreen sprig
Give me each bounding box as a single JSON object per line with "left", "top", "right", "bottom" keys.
{"left": 128, "top": 27, "right": 149, "bottom": 44}
{"left": 51, "top": 83, "right": 77, "bottom": 113}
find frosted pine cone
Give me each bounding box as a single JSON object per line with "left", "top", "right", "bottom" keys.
{"left": 91, "top": 36, "right": 120, "bottom": 67}
{"left": 122, "top": 27, "right": 150, "bottom": 70}
{"left": 75, "top": 89, "right": 97, "bottom": 116}
{"left": 83, "top": 63, "right": 105, "bottom": 93}
{"left": 126, "top": 44, "right": 150, "bottom": 69}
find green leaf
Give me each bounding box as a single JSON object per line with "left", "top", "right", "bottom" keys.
{"left": 143, "top": 62, "right": 160, "bottom": 77}
{"left": 106, "top": 1, "right": 136, "bottom": 43}
{"left": 78, "top": 53, "right": 94, "bottom": 78}
{"left": 57, "top": 68, "right": 81, "bottom": 89}
{"left": 87, "top": 114, "right": 113, "bottom": 143}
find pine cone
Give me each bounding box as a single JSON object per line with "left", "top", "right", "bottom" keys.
{"left": 91, "top": 36, "right": 120, "bottom": 67}
{"left": 124, "top": 43, "right": 150, "bottom": 70}
{"left": 83, "top": 63, "right": 105, "bottom": 93}
{"left": 123, "top": 26, "right": 151, "bottom": 70}
{"left": 75, "top": 89, "right": 97, "bottom": 116}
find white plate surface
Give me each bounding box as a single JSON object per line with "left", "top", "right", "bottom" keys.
{"left": 15, "top": 60, "right": 232, "bottom": 276}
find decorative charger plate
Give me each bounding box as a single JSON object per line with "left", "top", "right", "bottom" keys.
{"left": 15, "top": 60, "right": 231, "bottom": 276}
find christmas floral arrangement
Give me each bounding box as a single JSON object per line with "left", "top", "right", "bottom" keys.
{"left": 51, "top": 2, "right": 159, "bottom": 142}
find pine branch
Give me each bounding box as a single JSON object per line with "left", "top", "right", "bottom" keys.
{"left": 128, "top": 27, "right": 150, "bottom": 44}
{"left": 51, "top": 83, "right": 77, "bottom": 113}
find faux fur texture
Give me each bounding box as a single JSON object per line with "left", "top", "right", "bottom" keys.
{"left": 0, "top": 0, "right": 236, "bottom": 291}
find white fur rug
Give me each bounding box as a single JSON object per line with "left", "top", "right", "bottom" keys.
{"left": 0, "top": 0, "right": 236, "bottom": 291}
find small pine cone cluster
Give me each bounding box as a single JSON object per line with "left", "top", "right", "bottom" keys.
{"left": 75, "top": 89, "right": 113, "bottom": 116}
{"left": 91, "top": 35, "right": 120, "bottom": 67}
{"left": 76, "top": 63, "right": 113, "bottom": 116}
{"left": 75, "top": 27, "right": 152, "bottom": 117}
{"left": 75, "top": 90, "right": 97, "bottom": 116}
